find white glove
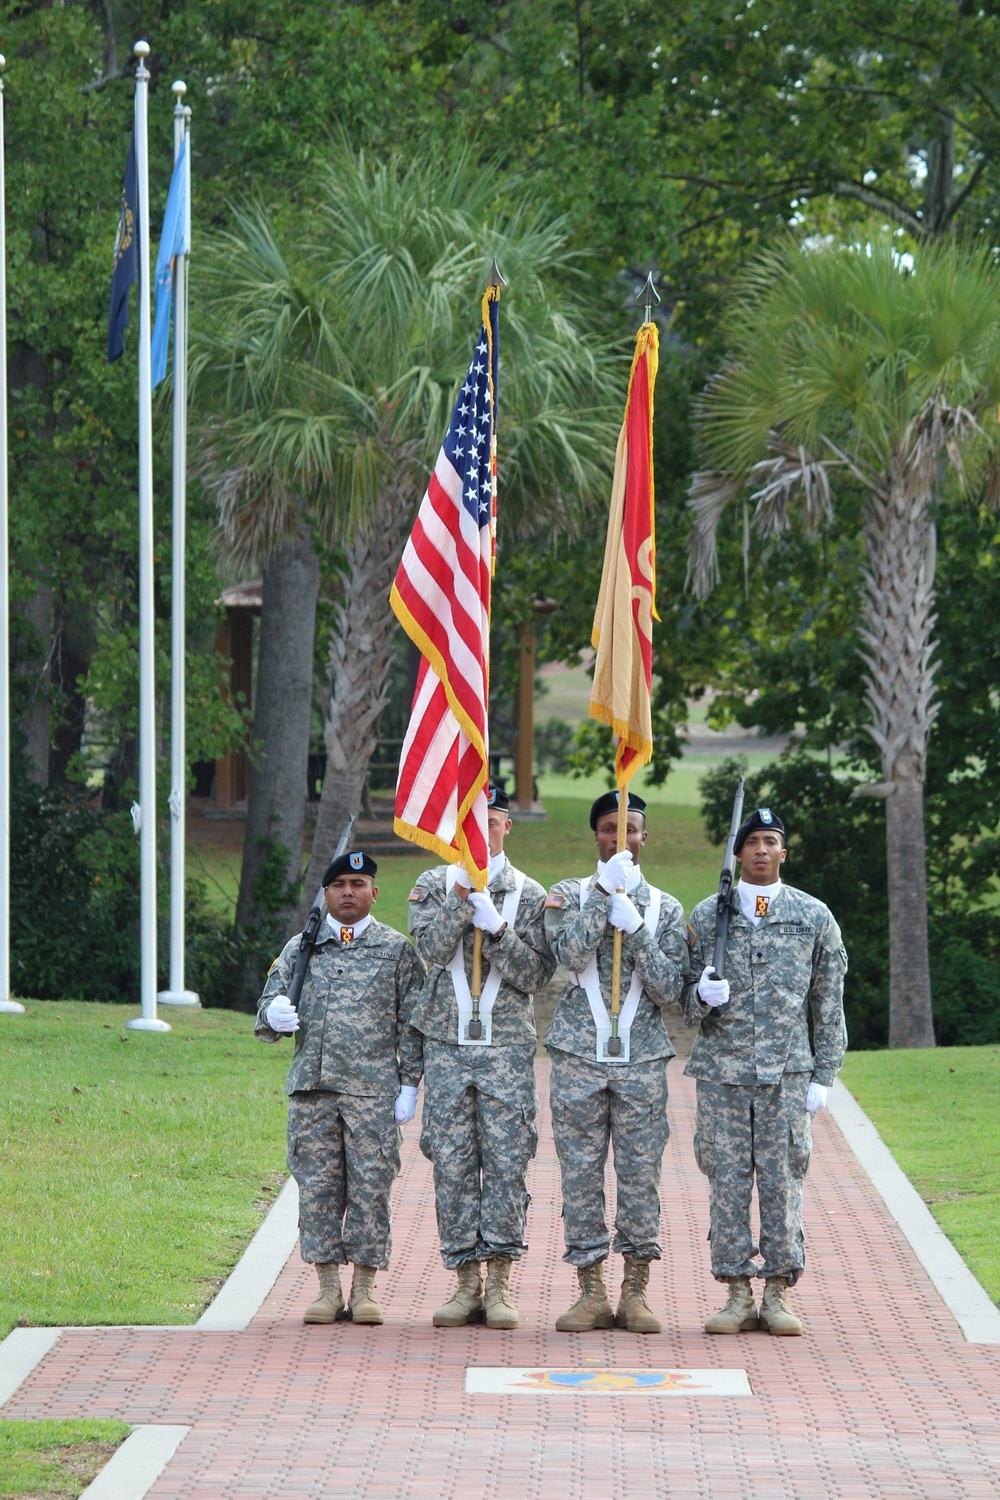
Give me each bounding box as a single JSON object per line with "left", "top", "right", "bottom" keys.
{"left": 468, "top": 891, "right": 505, "bottom": 934}
{"left": 453, "top": 867, "right": 473, "bottom": 891}
{"left": 265, "top": 996, "right": 300, "bottom": 1033}
{"left": 697, "top": 966, "right": 730, "bottom": 1008}
{"left": 598, "top": 849, "right": 634, "bottom": 893}
{"left": 394, "top": 1085, "right": 419, "bottom": 1123}
{"left": 806, "top": 1082, "right": 828, "bottom": 1114}
{"left": 609, "top": 891, "right": 643, "bottom": 934}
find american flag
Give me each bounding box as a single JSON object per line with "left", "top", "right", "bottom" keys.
{"left": 389, "top": 289, "right": 499, "bottom": 889}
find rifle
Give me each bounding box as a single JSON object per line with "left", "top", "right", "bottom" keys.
{"left": 285, "top": 814, "right": 356, "bottom": 1011}
{"left": 709, "top": 775, "right": 746, "bottom": 982}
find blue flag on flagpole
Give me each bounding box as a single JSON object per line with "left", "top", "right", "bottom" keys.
{"left": 107, "top": 130, "right": 138, "bottom": 363}
{"left": 151, "top": 134, "right": 190, "bottom": 389}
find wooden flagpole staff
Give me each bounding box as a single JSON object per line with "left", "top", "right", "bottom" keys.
{"left": 466, "top": 256, "right": 507, "bottom": 1045}
{"left": 593, "top": 273, "right": 661, "bottom": 1061}
{"left": 468, "top": 928, "right": 484, "bottom": 1039}
{"left": 607, "top": 792, "right": 629, "bottom": 1056}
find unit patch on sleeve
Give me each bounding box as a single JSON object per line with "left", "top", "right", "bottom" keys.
{"left": 267, "top": 956, "right": 279, "bottom": 976}
{"left": 686, "top": 921, "right": 698, "bottom": 950}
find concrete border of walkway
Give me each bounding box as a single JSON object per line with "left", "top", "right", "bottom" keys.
{"left": 78, "top": 1425, "right": 190, "bottom": 1500}
{"left": 828, "top": 1077, "right": 1000, "bottom": 1344}
{"left": 195, "top": 1176, "right": 299, "bottom": 1331}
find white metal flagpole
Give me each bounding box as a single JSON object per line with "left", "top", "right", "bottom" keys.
{"left": 127, "top": 40, "right": 169, "bottom": 1032}
{"left": 0, "top": 54, "right": 22, "bottom": 1018}
{"left": 158, "top": 80, "right": 198, "bottom": 1009}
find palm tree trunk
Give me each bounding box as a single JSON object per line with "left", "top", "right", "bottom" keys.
{"left": 299, "top": 484, "right": 410, "bottom": 914}
{"left": 858, "top": 468, "right": 938, "bottom": 1047}
{"left": 236, "top": 529, "right": 319, "bottom": 953}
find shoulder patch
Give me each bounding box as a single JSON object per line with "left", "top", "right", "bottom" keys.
{"left": 544, "top": 892, "right": 567, "bottom": 909}
{"left": 408, "top": 886, "right": 427, "bottom": 902}
{"left": 267, "top": 956, "right": 279, "bottom": 976}
{"left": 686, "top": 922, "right": 698, "bottom": 949}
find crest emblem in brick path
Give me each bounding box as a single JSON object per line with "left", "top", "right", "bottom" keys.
{"left": 464, "top": 1367, "right": 752, "bottom": 1396}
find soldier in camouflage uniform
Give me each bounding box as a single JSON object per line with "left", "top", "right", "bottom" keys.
{"left": 544, "top": 790, "right": 688, "bottom": 1335}
{"left": 407, "top": 786, "right": 554, "bottom": 1330}
{"left": 684, "top": 807, "right": 848, "bottom": 1337}
{"left": 256, "top": 850, "right": 426, "bottom": 1327}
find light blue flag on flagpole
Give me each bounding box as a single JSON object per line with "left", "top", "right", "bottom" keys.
{"left": 151, "top": 134, "right": 190, "bottom": 389}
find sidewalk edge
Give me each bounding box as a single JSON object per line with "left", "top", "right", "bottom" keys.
{"left": 79, "top": 1424, "right": 190, "bottom": 1499}
{"left": 0, "top": 1328, "right": 61, "bottom": 1407}
{"left": 828, "top": 1078, "right": 1000, "bottom": 1344}
{"left": 195, "top": 1175, "right": 299, "bottom": 1330}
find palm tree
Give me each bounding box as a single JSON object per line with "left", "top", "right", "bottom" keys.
{"left": 192, "top": 212, "right": 347, "bottom": 949}
{"left": 193, "top": 146, "right": 620, "bottom": 939}
{"left": 686, "top": 232, "right": 1000, "bottom": 1048}
{"left": 298, "top": 151, "right": 620, "bottom": 904}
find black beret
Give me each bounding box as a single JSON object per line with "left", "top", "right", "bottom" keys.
{"left": 734, "top": 808, "right": 785, "bottom": 856}
{"left": 486, "top": 784, "right": 509, "bottom": 811}
{"left": 323, "top": 850, "right": 378, "bottom": 884}
{"left": 589, "top": 789, "right": 647, "bottom": 831}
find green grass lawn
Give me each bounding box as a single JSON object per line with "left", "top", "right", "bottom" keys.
{"left": 840, "top": 1046, "right": 1000, "bottom": 1306}
{"left": 0, "top": 1003, "right": 288, "bottom": 1339}
{"left": 0, "top": 1420, "right": 129, "bottom": 1499}
{"left": 189, "top": 794, "right": 726, "bottom": 945}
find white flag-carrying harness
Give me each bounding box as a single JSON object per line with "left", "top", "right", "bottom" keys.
{"left": 571, "top": 876, "right": 661, "bottom": 1063}
{"left": 445, "top": 864, "right": 526, "bottom": 1046}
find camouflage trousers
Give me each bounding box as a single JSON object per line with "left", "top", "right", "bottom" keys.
{"left": 419, "top": 1039, "right": 538, "bottom": 1269}
{"left": 287, "top": 1090, "right": 401, "bottom": 1269}
{"left": 693, "top": 1073, "right": 811, "bottom": 1285}
{"left": 548, "top": 1048, "right": 671, "bottom": 1268}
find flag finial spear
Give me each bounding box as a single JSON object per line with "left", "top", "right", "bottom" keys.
{"left": 488, "top": 257, "right": 507, "bottom": 289}
{"left": 636, "top": 271, "right": 661, "bottom": 326}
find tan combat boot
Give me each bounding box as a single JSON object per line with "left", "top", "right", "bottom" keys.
{"left": 483, "top": 1257, "right": 518, "bottom": 1330}
{"left": 704, "top": 1276, "right": 759, "bottom": 1335}
{"left": 554, "top": 1261, "right": 615, "bottom": 1332}
{"left": 302, "top": 1263, "right": 345, "bottom": 1325}
{"left": 432, "top": 1261, "right": 484, "bottom": 1327}
{"left": 615, "top": 1257, "right": 662, "bottom": 1334}
{"left": 759, "top": 1276, "right": 802, "bottom": 1336}
{"left": 348, "top": 1265, "right": 383, "bottom": 1325}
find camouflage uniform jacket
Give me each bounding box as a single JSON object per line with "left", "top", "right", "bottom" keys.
{"left": 407, "top": 857, "right": 554, "bottom": 1048}
{"left": 255, "top": 917, "right": 426, "bottom": 1096}
{"left": 683, "top": 883, "right": 848, "bottom": 1087}
{"left": 544, "top": 874, "right": 688, "bottom": 1063}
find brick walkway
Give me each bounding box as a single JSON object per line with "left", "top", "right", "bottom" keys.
{"left": 5, "top": 1063, "right": 1000, "bottom": 1498}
